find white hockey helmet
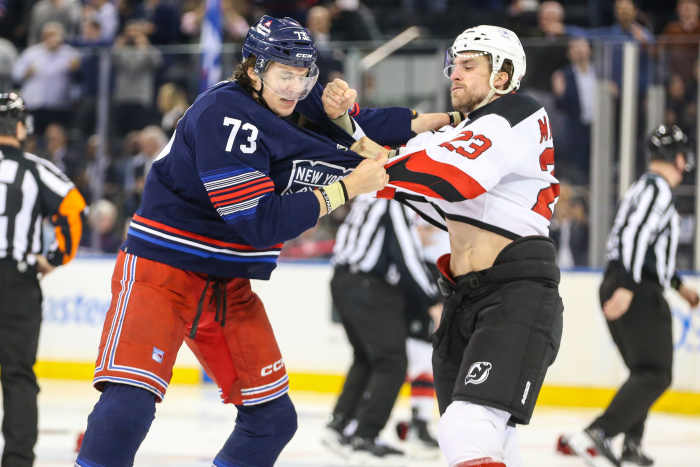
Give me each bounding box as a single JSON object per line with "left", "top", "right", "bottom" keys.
{"left": 444, "top": 25, "right": 526, "bottom": 95}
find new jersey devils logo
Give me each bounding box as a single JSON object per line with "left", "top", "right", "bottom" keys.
{"left": 465, "top": 361, "right": 492, "bottom": 385}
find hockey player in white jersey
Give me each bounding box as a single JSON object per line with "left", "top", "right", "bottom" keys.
{"left": 370, "top": 25, "right": 564, "bottom": 467}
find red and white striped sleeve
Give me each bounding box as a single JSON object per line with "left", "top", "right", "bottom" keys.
{"left": 379, "top": 115, "right": 513, "bottom": 201}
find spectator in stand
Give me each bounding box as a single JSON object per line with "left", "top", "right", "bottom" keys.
{"left": 111, "top": 20, "right": 162, "bottom": 137}
{"left": 329, "top": 0, "right": 382, "bottom": 42}
{"left": 552, "top": 36, "right": 595, "bottom": 183}
{"left": 12, "top": 22, "right": 81, "bottom": 135}
{"left": 138, "top": 0, "right": 183, "bottom": 46}
{"left": 520, "top": 1, "right": 570, "bottom": 94}
{"left": 72, "top": 15, "right": 109, "bottom": 138}
{"left": 156, "top": 82, "right": 188, "bottom": 134}
{"left": 0, "top": 0, "right": 32, "bottom": 48}
{"left": 306, "top": 5, "right": 344, "bottom": 84}
{"left": 85, "top": 134, "right": 125, "bottom": 205}
{"left": 549, "top": 183, "right": 589, "bottom": 268}
{"left": 101, "top": 129, "right": 140, "bottom": 207}
{"left": 45, "top": 122, "right": 82, "bottom": 181}
{"left": 87, "top": 198, "right": 122, "bottom": 253}
{"left": 665, "top": 73, "right": 696, "bottom": 131}
{"left": 181, "top": 0, "right": 250, "bottom": 43}
{"left": 662, "top": 0, "right": 700, "bottom": 86}
{"left": 136, "top": 125, "right": 166, "bottom": 181}
{"left": 221, "top": 0, "right": 252, "bottom": 40}
{"left": 28, "top": 0, "right": 81, "bottom": 45}
{"left": 506, "top": 0, "right": 540, "bottom": 35}
{"left": 588, "top": 0, "right": 654, "bottom": 95}
{"left": 82, "top": 0, "right": 118, "bottom": 42}
{"left": 123, "top": 125, "right": 167, "bottom": 217}
{"left": 0, "top": 38, "right": 17, "bottom": 91}
{"left": 70, "top": 134, "right": 105, "bottom": 206}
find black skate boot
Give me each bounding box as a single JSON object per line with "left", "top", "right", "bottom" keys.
{"left": 584, "top": 427, "right": 621, "bottom": 467}
{"left": 410, "top": 407, "right": 439, "bottom": 448}
{"left": 348, "top": 435, "right": 404, "bottom": 464}
{"left": 621, "top": 438, "right": 654, "bottom": 466}
{"left": 395, "top": 409, "right": 439, "bottom": 459}
{"left": 409, "top": 417, "right": 439, "bottom": 448}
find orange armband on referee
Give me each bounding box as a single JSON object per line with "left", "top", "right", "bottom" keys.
{"left": 47, "top": 187, "right": 87, "bottom": 266}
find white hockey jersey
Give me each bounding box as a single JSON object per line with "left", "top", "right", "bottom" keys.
{"left": 378, "top": 93, "right": 559, "bottom": 239}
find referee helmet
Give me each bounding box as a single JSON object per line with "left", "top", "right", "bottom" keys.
{"left": 648, "top": 124, "right": 694, "bottom": 172}
{"left": 0, "top": 92, "right": 29, "bottom": 137}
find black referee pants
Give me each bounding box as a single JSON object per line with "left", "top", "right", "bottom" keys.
{"left": 0, "top": 261, "right": 43, "bottom": 467}
{"left": 590, "top": 263, "right": 673, "bottom": 442}
{"left": 330, "top": 267, "right": 408, "bottom": 440}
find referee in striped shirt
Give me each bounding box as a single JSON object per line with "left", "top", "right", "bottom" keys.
{"left": 323, "top": 194, "right": 440, "bottom": 459}
{"left": 571, "top": 124, "right": 699, "bottom": 467}
{"left": 0, "top": 92, "right": 86, "bottom": 466}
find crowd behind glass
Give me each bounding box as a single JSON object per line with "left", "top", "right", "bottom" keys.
{"left": 1, "top": 0, "right": 698, "bottom": 268}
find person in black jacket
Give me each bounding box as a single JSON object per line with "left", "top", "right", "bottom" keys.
{"left": 552, "top": 36, "right": 595, "bottom": 183}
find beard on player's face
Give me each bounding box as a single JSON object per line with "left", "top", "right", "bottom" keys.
{"left": 451, "top": 84, "right": 491, "bottom": 114}
{"left": 452, "top": 90, "right": 488, "bottom": 114}
{"left": 448, "top": 54, "right": 494, "bottom": 114}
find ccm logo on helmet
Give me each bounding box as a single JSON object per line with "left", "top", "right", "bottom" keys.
{"left": 260, "top": 359, "right": 285, "bottom": 376}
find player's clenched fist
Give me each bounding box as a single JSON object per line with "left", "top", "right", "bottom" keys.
{"left": 343, "top": 153, "right": 389, "bottom": 198}
{"left": 323, "top": 79, "right": 358, "bottom": 119}
{"left": 350, "top": 136, "right": 391, "bottom": 159}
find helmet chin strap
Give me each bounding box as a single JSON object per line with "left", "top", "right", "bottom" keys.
{"left": 252, "top": 77, "right": 275, "bottom": 113}
{"left": 472, "top": 70, "right": 511, "bottom": 112}
{"left": 472, "top": 72, "right": 499, "bottom": 112}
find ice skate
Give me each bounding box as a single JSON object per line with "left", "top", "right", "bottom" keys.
{"left": 620, "top": 438, "right": 654, "bottom": 466}
{"left": 556, "top": 433, "right": 598, "bottom": 457}
{"left": 395, "top": 414, "right": 440, "bottom": 460}
{"left": 320, "top": 415, "right": 352, "bottom": 459}
{"left": 347, "top": 435, "right": 405, "bottom": 466}
{"left": 568, "top": 427, "right": 621, "bottom": 467}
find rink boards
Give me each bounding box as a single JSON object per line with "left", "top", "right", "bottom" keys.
{"left": 36, "top": 257, "right": 700, "bottom": 414}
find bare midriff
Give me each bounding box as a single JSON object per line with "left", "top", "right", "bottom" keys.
{"left": 446, "top": 218, "right": 514, "bottom": 277}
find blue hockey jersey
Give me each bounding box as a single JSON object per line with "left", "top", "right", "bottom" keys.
{"left": 124, "top": 81, "right": 410, "bottom": 279}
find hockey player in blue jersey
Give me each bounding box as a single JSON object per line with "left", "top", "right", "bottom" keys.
{"left": 75, "top": 16, "right": 392, "bottom": 467}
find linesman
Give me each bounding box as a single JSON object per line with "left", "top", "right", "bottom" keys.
{"left": 0, "top": 92, "right": 86, "bottom": 467}
{"left": 569, "top": 124, "right": 699, "bottom": 467}
{"left": 323, "top": 195, "right": 441, "bottom": 461}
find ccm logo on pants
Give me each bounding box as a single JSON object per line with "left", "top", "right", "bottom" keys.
{"left": 260, "top": 359, "right": 285, "bottom": 376}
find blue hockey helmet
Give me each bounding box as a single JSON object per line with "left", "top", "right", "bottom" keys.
{"left": 242, "top": 15, "right": 318, "bottom": 75}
